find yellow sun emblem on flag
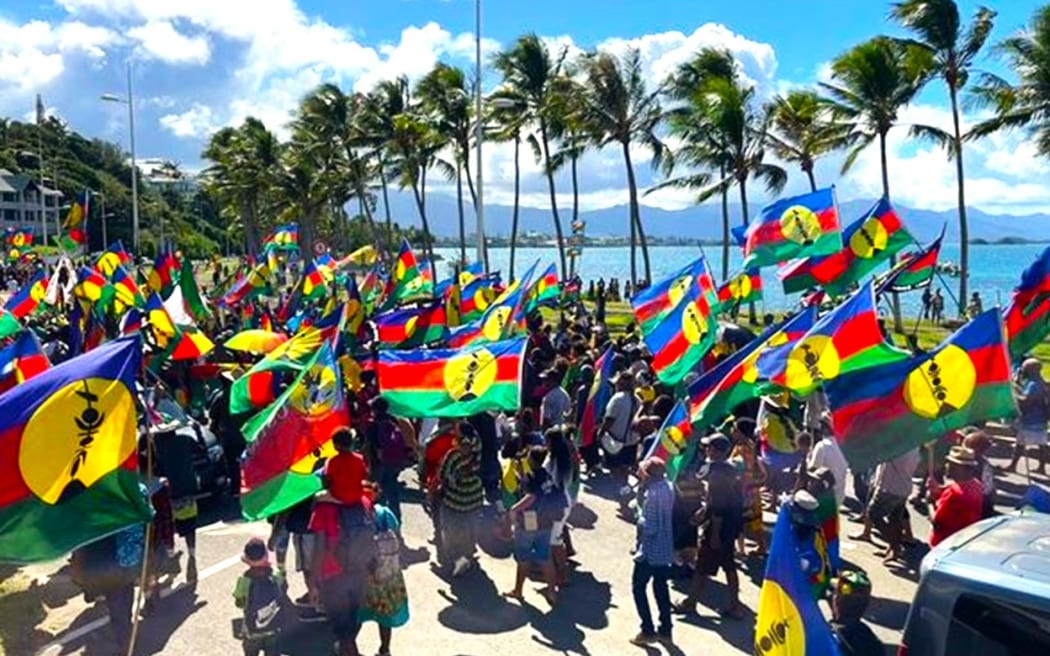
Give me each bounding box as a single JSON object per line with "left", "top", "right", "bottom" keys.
{"left": 290, "top": 439, "right": 337, "bottom": 475}
{"left": 667, "top": 275, "right": 693, "bottom": 307}
{"left": 289, "top": 365, "right": 338, "bottom": 416}
{"left": 780, "top": 205, "right": 822, "bottom": 246}
{"left": 784, "top": 335, "right": 840, "bottom": 391}
{"left": 728, "top": 273, "right": 752, "bottom": 300}
{"left": 659, "top": 425, "right": 688, "bottom": 456}
{"left": 19, "top": 378, "right": 136, "bottom": 505}
{"left": 903, "top": 345, "right": 976, "bottom": 419}
{"left": 482, "top": 306, "right": 513, "bottom": 342}
{"left": 849, "top": 217, "right": 889, "bottom": 259}
{"left": 681, "top": 300, "right": 708, "bottom": 345}
{"left": 444, "top": 348, "right": 498, "bottom": 402}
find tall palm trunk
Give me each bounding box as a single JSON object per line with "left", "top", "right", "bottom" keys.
{"left": 622, "top": 141, "right": 650, "bottom": 286}
{"left": 719, "top": 164, "right": 730, "bottom": 280}
{"left": 456, "top": 162, "right": 466, "bottom": 265}
{"left": 738, "top": 178, "right": 756, "bottom": 323}
{"left": 879, "top": 131, "right": 904, "bottom": 333}
{"left": 411, "top": 173, "right": 437, "bottom": 283}
{"left": 463, "top": 143, "right": 478, "bottom": 208}
{"left": 804, "top": 164, "right": 817, "bottom": 192}
{"left": 539, "top": 121, "right": 567, "bottom": 277}
{"left": 569, "top": 150, "right": 580, "bottom": 280}
{"left": 950, "top": 85, "right": 968, "bottom": 317}
{"left": 379, "top": 163, "right": 392, "bottom": 236}
{"left": 509, "top": 136, "right": 521, "bottom": 280}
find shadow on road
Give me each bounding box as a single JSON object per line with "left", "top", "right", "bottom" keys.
{"left": 435, "top": 565, "right": 529, "bottom": 634}
{"left": 526, "top": 569, "right": 612, "bottom": 655}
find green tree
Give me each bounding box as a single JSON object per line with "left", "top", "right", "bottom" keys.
{"left": 487, "top": 87, "right": 529, "bottom": 279}
{"left": 578, "top": 48, "right": 665, "bottom": 285}
{"left": 971, "top": 6, "right": 1050, "bottom": 153}
{"left": 890, "top": 0, "right": 997, "bottom": 313}
{"left": 765, "top": 89, "right": 851, "bottom": 191}
{"left": 494, "top": 33, "right": 569, "bottom": 277}
{"left": 201, "top": 117, "right": 280, "bottom": 253}
{"left": 822, "top": 36, "right": 929, "bottom": 330}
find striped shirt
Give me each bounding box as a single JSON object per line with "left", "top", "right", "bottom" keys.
{"left": 635, "top": 480, "right": 675, "bottom": 567}
{"left": 439, "top": 448, "right": 484, "bottom": 513}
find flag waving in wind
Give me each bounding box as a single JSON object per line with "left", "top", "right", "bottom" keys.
{"left": 755, "top": 505, "right": 842, "bottom": 656}
{"left": 876, "top": 227, "right": 944, "bottom": 295}
{"left": 745, "top": 187, "right": 842, "bottom": 269}
{"left": 1004, "top": 245, "right": 1050, "bottom": 359}
{"left": 631, "top": 257, "right": 715, "bottom": 331}
{"left": 0, "top": 336, "right": 151, "bottom": 563}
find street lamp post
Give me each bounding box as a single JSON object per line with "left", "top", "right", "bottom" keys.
{"left": 101, "top": 61, "right": 139, "bottom": 252}
{"left": 474, "top": 0, "right": 487, "bottom": 273}
{"left": 91, "top": 190, "right": 107, "bottom": 248}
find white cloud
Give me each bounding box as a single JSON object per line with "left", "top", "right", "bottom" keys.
{"left": 0, "top": 18, "right": 120, "bottom": 90}
{"left": 159, "top": 103, "right": 217, "bottom": 137}
{"left": 127, "top": 20, "right": 210, "bottom": 65}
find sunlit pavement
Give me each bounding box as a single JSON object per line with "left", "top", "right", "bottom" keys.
{"left": 21, "top": 435, "right": 1046, "bottom": 656}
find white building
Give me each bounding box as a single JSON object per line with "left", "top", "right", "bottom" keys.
{"left": 0, "top": 169, "right": 63, "bottom": 236}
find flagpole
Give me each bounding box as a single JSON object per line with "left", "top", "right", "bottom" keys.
{"left": 905, "top": 228, "right": 961, "bottom": 317}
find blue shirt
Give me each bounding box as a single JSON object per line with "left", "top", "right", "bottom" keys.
{"left": 635, "top": 479, "right": 675, "bottom": 567}
{"left": 1022, "top": 378, "right": 1049, "bottom": 428}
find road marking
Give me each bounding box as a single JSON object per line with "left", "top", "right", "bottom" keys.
{"left": 36, "top": 554, "right": 243, "bottom": 655}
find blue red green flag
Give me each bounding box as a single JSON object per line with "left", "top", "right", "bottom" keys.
{"left": 0, "top": 331, "right": 50, "bottom": 394}
{"left": 95, "top": 241, "right": 132, "bottom": 277}
{"left": 631, "top": 257, "right": 716, "bottom": 331}
{"left": 755, "top": 505, "right": 842, "bottom": 656}
{"left": 263, "top": 223, "right": 299, "bottom": 252}
{"left": 447, "top": 263, "right": 535, "bottom": 349}
{"left": 390, "top": 239, "right": 433, "bottom": 305}
{"left": 744, "top": 187, "right": 842, "bottom": 269}
{"left": 60, "top": 190, "right": 89, "bottom": 250}
{"left": 826, "top": 309, "right": 1016, "bottom": 471}
{"left": 716, "top": 269, "right": 763, "bottom": 310}
{"left": 642, "top": 275, "right": 718, "bottom": 385}
{"left": 876, "top": 227, "right": 944, "bottom": 295}
{"left": 374, "top": 300, "right": 450, "bottom": 349}
{"left": 756, "top": 282, "right": 908, "bottom": 395}
{"left": 0, "top": 336, "right": 152, "bottom": 563}
{"left": 148, "top": 245, "right": 180, "bottom": 296}
{"left": 4, "top": 269, "right": 48, "bottom": 320}
{"left": 1003, "top": 245, "right": 1050, "bottom": 360}
{"left": 641, "top": 401, "right": 694, "bottom": 481}
{"left": 578, "top": 347, "right": 615, "bottom": 448}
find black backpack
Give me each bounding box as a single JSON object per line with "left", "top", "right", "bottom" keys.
{"left": 243, "top": 572, "right": 289, "bottom": 637}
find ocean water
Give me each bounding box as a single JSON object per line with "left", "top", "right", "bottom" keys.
{"left": 433, "top": 243, "right": 1047, "bottom": 316}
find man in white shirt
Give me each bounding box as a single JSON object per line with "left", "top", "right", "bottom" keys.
{"left": 539, "top": 369, "right": 572, "bottom": 429}
{"left": 599, "top": 373, "right": 640, "bottom": 484}
{"left": 807, "top": 419, "right": 849, "bottom": 506}
{"left": 850, "top": 448, "right": 921, "bottom": 563}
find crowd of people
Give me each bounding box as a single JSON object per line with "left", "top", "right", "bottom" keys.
{"left": 22, "top": 255, "right": 1041, "bottom": 656}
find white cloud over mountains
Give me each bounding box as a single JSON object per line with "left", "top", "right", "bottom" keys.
{"left": 0, "top": 0, "right": 1047, "bottom": 218}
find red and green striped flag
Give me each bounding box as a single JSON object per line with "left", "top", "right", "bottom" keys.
{"left": 744, "top": 187, "right": 842, "bottom": 269}
{"left": 687, "top": 309, "right": 815, "bottom": 432}
{"left": 826, "top": 310, "right": 1017, "bottom": 471}
{"left": 377, "top": 336, "right": 526, "bottom": 418}
{"left": 374, "top": 300, "right": 450, "bottom": 349}
{"left": 642, "top": 271, "right": 718, "bottom": 386}
{"left": 756, "top": 282, "right": 909, "bottom": 396}
{"left": 716, "top": 269, "right": 762, "bottom": 310}
{"left": 525, "top": 263, "right": 560, "bottom": 313}
{"left": 641, "top": 401, "right": 694, "bottom": 481}
{"left": 876, "top": 227, "right": 944, "bottom": 295}
{"left": 391, "top": 239, "right": 433, "bottom": 305}
{"left": 823, "top": 197, "right": 912, "bottom": 296}
{"left": 1003, "top": 245, "right": 1050, "bottom": 359}
{"left": 631, "top": 257, "right": 716, "bottom": 332}
{"left": 241, "top": 342, "right": 348, "bottom": 520}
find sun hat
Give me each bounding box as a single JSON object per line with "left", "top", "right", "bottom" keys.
{"left": 946, "top": 445, "right": 978, "bottom": 467}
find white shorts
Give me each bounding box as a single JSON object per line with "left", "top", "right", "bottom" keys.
{"left": 549, "top": 506, "right": 572, "bottom": 546}
{"left": 1018, "top": 427, "right": 1049, "bottom": 446}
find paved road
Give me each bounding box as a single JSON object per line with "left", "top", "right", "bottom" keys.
{"left": 16, "top": 438, "right": 1047, "bottom": 656}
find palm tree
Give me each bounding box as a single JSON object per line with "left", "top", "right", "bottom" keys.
{"left": 549, "top": 74, "right": 590, "bottom": 279}
{"left": 487, "top": 87, "right": 529, "bottom": 279}
{"left": 386, "top": 111, "right": 443, "bottom": 280}
{"left": 201, "top": 117, "right": 280, "bottom": 253}
{"left": 658, "top": 49, "right": 735, "bottom": 279}
{"left": 361, "top": 77, "right": 410, "bottom": 234}
{"left": 494, "top": 33, "right": 569, "bottom": 277}
{"left": 971, "top": 6, "right": 1050, "bottom": 153}
{"left": 890, "top": 0, "right": 996, "bottom": 314}
{"left": 822, "top": 36, "right": 928, "bottom": 330}
{"left": 416, "top": 63, "right": 476, "bottom": 265}
{"left": 578, "top": 48, "right": 665, "bottom": 285}
{"left": 293, "top": 83, "right": 382, "bottom": 255}
{"left": 765, "top": 89, "right": 851, "bottom": 191}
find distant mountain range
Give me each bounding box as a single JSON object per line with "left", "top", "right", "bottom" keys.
{"left": 384, "top": 192, "right": 1050, "bottom": 243}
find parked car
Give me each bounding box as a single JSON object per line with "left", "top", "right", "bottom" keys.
{"left": 147, "top": 397, "right": 228, "bottom": 500}
{"left": 899, "top": 511, "right": 1050, "bottom": 656}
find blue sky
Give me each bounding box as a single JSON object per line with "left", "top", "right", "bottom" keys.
{"left": 0, "top": 0, "right": 1047, "bottom": 220}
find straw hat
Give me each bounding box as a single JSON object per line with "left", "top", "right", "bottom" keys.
{"left": 946, "top": 445, "right": 978, "bottom": 467}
